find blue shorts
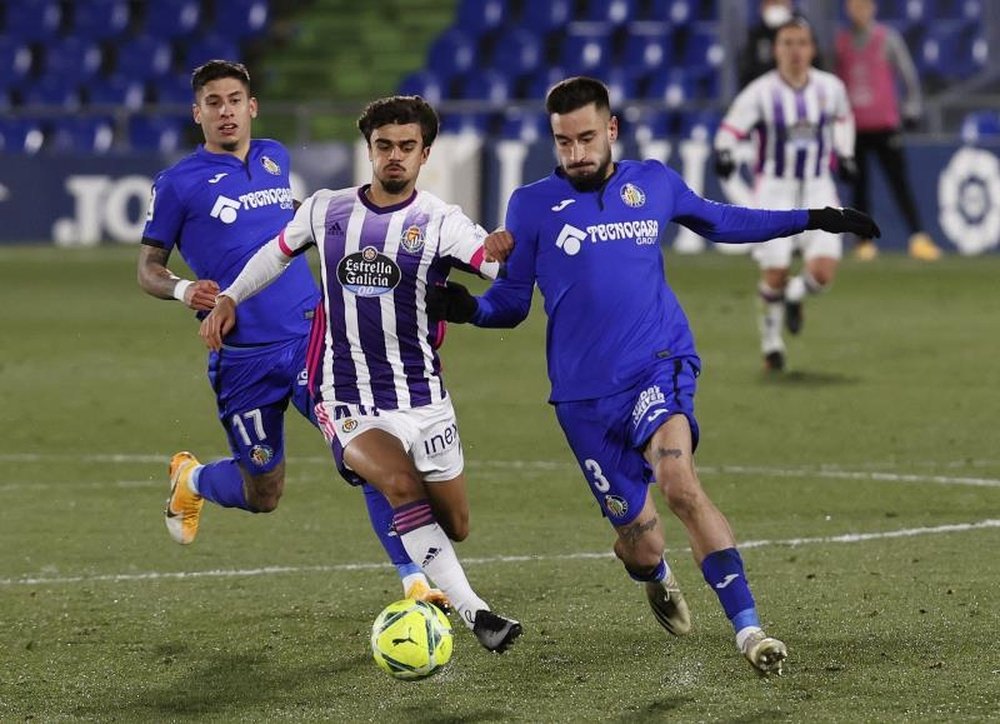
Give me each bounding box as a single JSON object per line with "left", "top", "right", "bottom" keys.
{"left": 553, "top": 357, "right": 700, "bottom": 527}
{"left": 207, "top": 335, "right": 314, "bottom": 475}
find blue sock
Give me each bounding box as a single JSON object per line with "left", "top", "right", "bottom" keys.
{"left": 625, "top": 558, "right": 667, "bottom": 583}
{"left": 362, "top": 484, "right": 419, "bottom": 579}
{"left": 701, "top": 547, "right": 760, "bottom": 632}
{"left": 196, "top": 458, "right": 251, "bottom": 510}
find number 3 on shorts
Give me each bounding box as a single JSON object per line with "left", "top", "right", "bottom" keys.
{"left": 584, "top": 458, "right": 611, "bottom": 492}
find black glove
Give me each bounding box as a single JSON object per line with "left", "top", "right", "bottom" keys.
{"left": 714, "top": 149, "right": 736, "bottom": 180}
{"left": 835, "top": 155, "right": 858, "bottom": 183}
{"left": 806, "top": 207, "right": 881, "bottom": 238}
{"left": 426, "top": 281, "right": 478, "bottom": 323}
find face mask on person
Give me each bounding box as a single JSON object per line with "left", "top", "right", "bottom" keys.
{"left": 763, "top": 4, "right": 792, "bottom": 27}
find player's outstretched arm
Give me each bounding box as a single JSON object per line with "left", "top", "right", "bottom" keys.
{"left": 137, "top": 244, "right": 219, "bottom": 311}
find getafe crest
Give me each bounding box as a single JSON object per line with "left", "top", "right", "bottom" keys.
{"left": 249, "top": 444, "right": 274, "bottom": 466}
{"left": 605, "top": 495, "right": 629, "bottom": 518}
{"left": 620, "top": 183, "right": 646, "bottom": 208}
{"left": 400, "top": 224, "right": 425, "bottom": 253}
{"left": 261, "top": 155, "right": 281, "bottom": 175}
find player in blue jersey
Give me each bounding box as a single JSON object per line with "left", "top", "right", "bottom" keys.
{"left": 136, "top": 60, "right": 445, "bottom": 607}
{"left": 428, "top": 77, "right": 880, "bottom": 674}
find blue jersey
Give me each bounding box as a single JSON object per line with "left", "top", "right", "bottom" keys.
{"left": 142, "top": 139, "right": 319, "bottom": 346}
{"left": 474, "top": 159, "right": 809, "bottom": 402}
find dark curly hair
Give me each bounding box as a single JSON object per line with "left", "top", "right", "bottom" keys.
{"left": 357, "top": 95, "right": 439, "bottom": 148}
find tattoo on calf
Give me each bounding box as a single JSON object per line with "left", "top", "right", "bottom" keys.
{"left": 621, "top": 515, "right": 658, "bottom": 545}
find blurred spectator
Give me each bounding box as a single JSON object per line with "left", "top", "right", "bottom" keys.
{"left": 835, "top": 0, "right": 942, "bottom": 260}
{"left": 738, "top": 0, "right": 821, "bottom": 88}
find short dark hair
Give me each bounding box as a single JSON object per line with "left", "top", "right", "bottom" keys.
{"left": 774, "top": 16, "right": 816, "bottom": 43}
{"left": 545, "top": 76, "right": 611, "bottom": 116}
{"left": 357, "top": 95, "right": 439, "bottom": 148}
{"left": 191, "top": 60, "right": 252, "bottom": 96}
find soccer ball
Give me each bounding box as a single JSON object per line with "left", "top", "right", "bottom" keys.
{"left": 371, "top": 599, "right": 453, "bottom": 680}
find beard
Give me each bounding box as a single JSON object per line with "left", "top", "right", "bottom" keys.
{"left": 220, "top": 139, "right": 239, "bottom": 152}
{"left": 565, "top": 157, "right": 612, "bottom": 192}
{"left": 379, "top": 177, "right": 408, "bottom": 195}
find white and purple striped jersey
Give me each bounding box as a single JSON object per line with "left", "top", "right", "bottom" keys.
{"left": 274, "top": 185, "right": 498, "bottom": 411}
{"left": 715, "top": 69, "right": 855, "bottom": 181}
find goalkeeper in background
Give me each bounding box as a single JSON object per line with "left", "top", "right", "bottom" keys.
{"left": 428, "top": 75, "right": 880, "bottom": 675}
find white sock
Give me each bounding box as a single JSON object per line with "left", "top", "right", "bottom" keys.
{"left": 401, "top": 572, "right": 428, "bottom": 595}
{"left": 399, "top": 522, "right": 489, "bottom": 629}
{"left": 785, "top": 275, "right": 807, "bottom": 303}
{"left": 188, "top": 466, "right": 203, "bottom": 495}
{"left": 758, "top": 301, "right": 785, "bottom": 354}
{"left": 736, "top": 625, "right": 763, "bottom": 652}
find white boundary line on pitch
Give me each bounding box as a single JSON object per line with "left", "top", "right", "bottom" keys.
{"left": 1, "top": 453, "right": 998, "bottom": 491}
{"left": 2, "top": 519, "right": 998, "bottom": 588}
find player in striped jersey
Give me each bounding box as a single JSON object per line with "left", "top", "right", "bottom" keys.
{"left": 715, "top": 18, "right": 858, "bottom": 371}
{"left": 200, "top": 96, "right": 522, "bottom": 653}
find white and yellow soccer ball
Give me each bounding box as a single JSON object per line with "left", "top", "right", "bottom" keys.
{"left": 371, "top": 598, "right": 453, "bottom": 680}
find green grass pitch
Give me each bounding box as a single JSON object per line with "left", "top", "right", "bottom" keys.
{"left": 1, "top": 245, "right": 998, "bottom": 721}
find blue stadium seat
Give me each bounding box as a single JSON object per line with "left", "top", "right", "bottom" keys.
{"left": 646, "top": 68, "right": 696, "bottom": 107}
{"left": 154, "top": 74, "right": 196, "bottom": 107}
{"left": 594, "top": 68, "right": 642, "bottom": 108}
{"left": 184, "top": 33, "right": 242, "bottom": 68}
{"left": 679, "top": 109, "right": 720, "bottom": 140}
{"left": 521, "top": 0, "right": 573, "bottom": 33}
{"left": 4, "top": 0, "right": 63, "bottom": 42}
{"left": 427, "top": 29, "right": 479, "bottom": 83}
{"left": 22, "top": 76, "right": 81, "bottom": 109}
{"left": 960, "top": 109, "right": 1000, "bottom": 144}
{"left": 129, "top": 115, "right": 188, "bottom": 152}
{"left": 86, "top": 74, "right": 147, "bottom": 110}
{"left": 0, "top": 118, "right": 46, "bottom": 154}
{"left": 212, "top": 0, "right": 270, "bottom": 39}
{"left": 114, "top": 36, "right": 174, "bottom": 80}
{"left": 49, "top": 117, "right": 116, "bottom": 154}
{"left": 681, "top": 23, "right": 725, "bottom": 72}
{"left": 490, "top": 29, "right": 543, "bottom": 80}
{"left": 0, "top": 39, "right": 33, "bottom": 89}
{"left": 439, "top": 112, "right": 492, "bottom": 136}
{"left": 71, "top": 0, "right": 130, "bottom": 41}
{"left": 623, "top": 108, "right": 676, "bottom": 142}
{"left": 525, "top": 66, "right": 570, "bottom": 101}
{"left": 582, "top": 0, "right": 637, "bottom": 26}
{"left": 919, "top": 21, "right": 977, "bottom": 78}
{"left": 622, "top": 23, "right": 674, "bottom": 76}
{"left": 42, "top": 39, "right": 104, "bottom": 83}
{"left": 456, "top": 70, "right": 513, "bottom": 103}
{"left": 455, "top": 0, "right": 508, "bottom": 38}
{"left": 645, "top": 0, "right": 694, "bottom": 26}
{"left": 398, "top": 70, "right": 447, "bottom": 104}
{"left": 499, "top": 109, "right": 549, "bottom": 142}
{"left": 143, "top": 0, "right": 201, "bottom": 39}
{"left": 558, "top": 23, "right": 614, "bottom": 75}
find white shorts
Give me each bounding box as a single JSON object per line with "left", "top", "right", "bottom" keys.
{"left": 752, "top": 175, "right": 842, "bottom": 269}
{"left": 315, "top": 395, "right": 464, "bottom": 483}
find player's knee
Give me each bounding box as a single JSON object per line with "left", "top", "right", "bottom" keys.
{"left": 380, "top": 471, "right": 424, "bottom": 505}
{"left": 660, "top": 476, "right": 703, "bottom": 519}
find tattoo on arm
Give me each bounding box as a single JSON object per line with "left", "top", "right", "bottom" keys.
{"left": 651, "top": 447, "right": 684, "bottom": 463}
{"left": 137, "top": 245, "right": 180, "bottom": 299}
{"left": 620, "top": 515, "right": 658, "bottom": 545}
